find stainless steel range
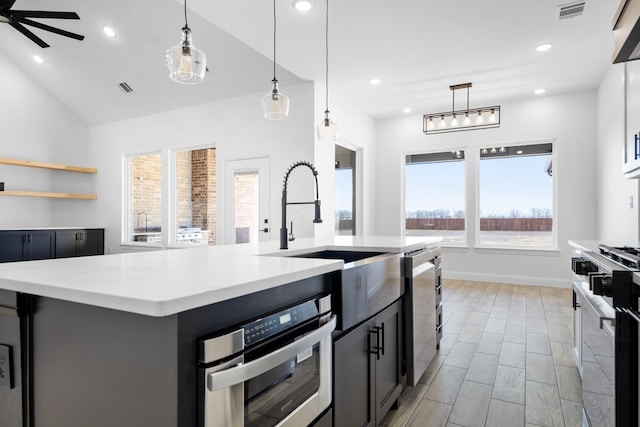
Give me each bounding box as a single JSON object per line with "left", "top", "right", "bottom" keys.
{"left": 570, "top": 241, "right": 640, "bottom": 427}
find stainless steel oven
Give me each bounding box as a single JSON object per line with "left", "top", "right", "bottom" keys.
{"left": 571, "top": 243, "right": 640, "bottom": 427}
{"left": 198, "top": 295, "right": 336, "bottom": 427}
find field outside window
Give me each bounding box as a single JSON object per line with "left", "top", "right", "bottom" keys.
{"left": 405, "top": 151, "right": 466, "bottom": 244}
{"left": 478, "top": 143, "right": 553, "bottom": 248}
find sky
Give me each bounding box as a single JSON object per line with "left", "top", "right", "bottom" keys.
{"left": 405, "top": 155, "right": 553, "bottom": 217}
{"left": 334, "top": 154, "right": 552, "bottom": 216}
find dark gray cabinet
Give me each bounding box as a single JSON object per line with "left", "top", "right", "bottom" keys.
{"left": 0, "top": 229, "right": 104, "bottom": 263}
{"left": 333, "top": 299, "right": 403, "bottom": 427}
{"left": 0, "top": 231, "right": 55, "bottom": 263}
{"left": 55, "top": 229, "right": 104, "bottom": 258}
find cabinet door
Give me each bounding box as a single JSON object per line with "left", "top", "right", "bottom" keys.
{"left": 374, "top": 299, "right": 403, "bottom": 422}
{"left": 0, "top": 232, "right": 27, "bottom": 263}
{"left": 333, "top": 320, "right": 376, "bottom": 427}
{"left": 55, "top": 230, "right": 79, "bottom": 258}
{"left": 77, "top": 229, "right": 104, "bottom": 256}
{"left": 28, "top": 231, "right": 55, "bottom": 261}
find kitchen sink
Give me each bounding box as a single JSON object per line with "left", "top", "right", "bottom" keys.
{"left": 287, "top": 250, "right": 403, "bottom": 331}
{"left": 288, "top": 250, "right": 385, "bottom": 264}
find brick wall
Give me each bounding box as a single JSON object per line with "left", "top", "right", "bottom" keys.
{"left": 190, "top": 148, "right": 217, "bottom": 244}
{"left": 130, "top": 148, "right": 217, "bottom": 244}
{"left": 130, "top": 153, "right": 161, "bottom": 235}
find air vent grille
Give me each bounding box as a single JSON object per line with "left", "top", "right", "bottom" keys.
{"left": 557, "top": 1, "right": 586, "bottom": 20}
{"left": 118, "top": 82, "right": 134, "bottom": 94}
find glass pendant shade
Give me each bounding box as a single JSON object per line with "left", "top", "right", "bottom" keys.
{"left": 261, "top": 79, "right": 290, "bottom": 120}
{"left": 318, "top": 111, "right": 338, "bottom": 140}
{"left": 463, "top": 112, "right": 471, "bottom": 126}
{"left": 165, "top": 27, "right": 206, "bottom": 84}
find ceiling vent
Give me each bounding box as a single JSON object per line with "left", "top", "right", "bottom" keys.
{"left": 118, "top": 82, "right": 134, "bottom": 94}
{"left": 557, "top": 1, "right": 586, "bottom": 20}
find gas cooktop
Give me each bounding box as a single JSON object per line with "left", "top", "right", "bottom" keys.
{"left": 598, "top": 244, "right": 640, "bottom": 271}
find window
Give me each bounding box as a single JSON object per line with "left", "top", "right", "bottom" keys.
{"left": 405, "top": 150, "right": 466, "bottom": 244}
{"left": 175, "top": 148, "right": 216, "bottom": 245}
{"left": 335, "top": 145, "right": 356, "bottom": 235}
{"left": 478, "top": 143, "right": 553, "bottom": 248}
{"left": 127, "top": 152, "right": 162, "bottom": 243}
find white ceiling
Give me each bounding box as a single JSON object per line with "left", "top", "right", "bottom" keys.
{"left": 0, "top": 0, "right": 619, "bottom": 125}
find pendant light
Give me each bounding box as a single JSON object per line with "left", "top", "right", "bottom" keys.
{"left": 317, "top": 0, "right": 337, "bottom": 140}
{"left": 261, "top": 0, "right": 290, "bottom": 120}
{"left": 165, "top": 0, "right": 207, "bottom": 84}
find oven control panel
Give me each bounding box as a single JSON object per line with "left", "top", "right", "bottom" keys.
{"left": 244, "top": 300, "right": 319, "bottom": 346}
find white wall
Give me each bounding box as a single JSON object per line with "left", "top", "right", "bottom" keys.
{"left": 375, "top": 91, "right": 599, "bottom": 287}
{"left": 596, "top": 63, "right": 639, "bottom": 243}
{"left": 89, "top": 82, "right": 317, "bottom": 253}
{"left": 313, "top": 83, "right": 377, "bottom": 238}
{"left": 0, "top": 51, "right": 94, "bottom": 228}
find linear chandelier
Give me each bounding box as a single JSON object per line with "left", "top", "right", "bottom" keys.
{"left": 423, "top": 83, "right": 500, "bottom": 135}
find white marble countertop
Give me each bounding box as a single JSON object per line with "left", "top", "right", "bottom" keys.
{"left": 0, "top": 236, "right": 440, "bottom": 317}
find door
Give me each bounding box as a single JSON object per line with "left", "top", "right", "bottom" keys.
{"left": 375, "top": 300, "right": 403, "bottom": 422}
{"left": 77, "top": 230, "right": 104, "bottom": 256}
{"left": 333, "top": 319, "right": 375, "bottom": 427}
{"left": 55, "top": 230, "right": 79, "bottom": 258}
{"left": 0, "top": 232, "right": 27, "bottom": 262}
{"left": 225, "top": 158, "right": 270, "bottom": 244}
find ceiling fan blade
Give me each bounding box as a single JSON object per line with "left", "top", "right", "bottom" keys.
{"left": 0, "top": 0, "right": 17, "bottom": 11}
{"left": 10, "top": 10, "right": 80, "bottom": 20}
{"left": 14, "top": 17, "right": 84, "bottom": 41}
{"left": 9, "top": 21, "right": 49, "bottom": 48}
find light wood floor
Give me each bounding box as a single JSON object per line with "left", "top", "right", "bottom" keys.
{"left": 380, "top": 279, "right": 582, "bottom": 427}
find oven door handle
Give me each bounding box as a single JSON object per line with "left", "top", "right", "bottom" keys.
{"left": 207, "top": 315, "right": 337, "bottom": 392}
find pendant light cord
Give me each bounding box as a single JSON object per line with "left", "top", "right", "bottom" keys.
{"left": 272, "top": 0, "right": 277, "bottom": 81}
{"left": 184, "top": 0, "right": 189, "bottom": 28}
{"left": 325, "top": 0, "right": 329, "bottom": 112}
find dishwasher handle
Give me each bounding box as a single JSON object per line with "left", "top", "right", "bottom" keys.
{"left": 207, "top": 315, "right": 336, "bottom": 392}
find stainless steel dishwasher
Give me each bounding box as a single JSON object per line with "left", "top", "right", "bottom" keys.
{"left": 403, "top": 246, "right": 441, "bottom": 386}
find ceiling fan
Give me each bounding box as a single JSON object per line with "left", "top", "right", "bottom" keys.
{"left": 0, "top": 0, "right": 84, "bottom": 48}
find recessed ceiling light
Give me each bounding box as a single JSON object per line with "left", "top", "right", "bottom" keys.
{"left": 402, "top": 108, "right": 412, "bottom": 113}
{"left": 103, "top": 26, "right": 116, "bottom": 38}
{"left": 293, "top": 0, "right": 314, "bottom": 11}
{"left": 517, "top": 150, "right": 524, "bottom": 154}
{"left": 534, "top": 88, "right": 546, "bottom": 95}
{"left": 32, "top": 54, "right": 44, "bottom": 64}
{"left": 536, "top": 43, "right": 552, "bottom": 52}
{"left": 369, "top": 78, "right": 382, "bottom": 85}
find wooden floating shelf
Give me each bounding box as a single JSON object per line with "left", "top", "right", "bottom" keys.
{"left": 0, "top": 191, "right": 97, "bottom": 200}
{"left": 0, "top": 158, "right": 97, "bottom": 174}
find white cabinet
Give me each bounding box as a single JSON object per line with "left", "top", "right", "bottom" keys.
{"left": 624, "top": 61, "right": 640, "bottom": 177}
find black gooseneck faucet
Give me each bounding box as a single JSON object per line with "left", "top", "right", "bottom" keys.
{"left": 281, "top": 161, "right": 322, "bottom": 249}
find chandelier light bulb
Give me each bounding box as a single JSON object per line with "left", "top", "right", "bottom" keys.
{"left": 427, "top": 116, "right": 435, "bottom": 130}
{"left": 463, "top": 112, "right": 471, "bottom": 126}
{"left": 451, "top": 114, "right": 459, "bottom": 127}
{"left": 489, "top": 109, "right": 496, "bottom": 124}
{"left": 476, "top": 110, "right": 484, "bottom": 125}
{"left": 439, "top": 115, "right": 447, "bottom": 129}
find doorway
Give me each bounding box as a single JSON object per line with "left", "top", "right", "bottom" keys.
{"left": 225, "top": 158, "right": 271, "bottom": 244}
{"left": 335, "top": 145, "right": 356, "bottom": 235}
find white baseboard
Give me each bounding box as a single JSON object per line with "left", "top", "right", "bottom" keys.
{"left": 442, "top": 270, "right": 572, "bottom": 288}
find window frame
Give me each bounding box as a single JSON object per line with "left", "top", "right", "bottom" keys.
{"left": 402, "top": 138, "right": 557, "bottom": 252}
{"left": 475, "top": 140, "right": 557, "bottom": 250}
{"left": 122, "top": 150, "right": 164, "bottom": 247}
{"left": 402, "top": 147, "right": 468, "bottom": 246}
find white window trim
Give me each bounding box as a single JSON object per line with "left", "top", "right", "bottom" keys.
{"left": 474, "top": 138, "right": 557, "bottom": 251}
{"left": 402, "top": 146, "right": 469, "bottom": 245}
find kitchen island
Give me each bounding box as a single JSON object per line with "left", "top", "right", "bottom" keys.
{"left": 0, "top": 236, "right": 440, "bottom": 427}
